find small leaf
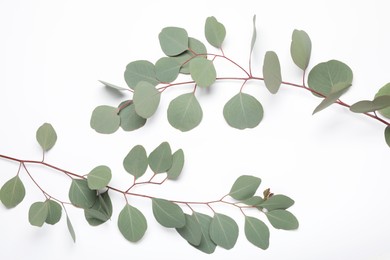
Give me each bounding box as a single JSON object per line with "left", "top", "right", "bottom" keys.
{"left": 152, "top": 198, "right": 185, "bottom": 228}
{"left": 118, "top": 204, "right": 147, "bottom": 242}
{"left": 176, "top": 213, "right": 202, "bottom": 246}
{"left": 229, "top": 175, "right": 261, "bottom": 200}
{"left": 167, "top": 93, "right": 203, "bottom": 131}
{"left": 167, "top": 149, "right": 185, "bottom": 180}
{"left": 266, "top": 209, "right": 299, "bottom": 230}
{"left": 290, "top": 29, "right": 312, "bottom": 70}
{"left": 36, "top": 123, "right": 57, "bottom": 151}
{"left": 155, "top": 57, "right": 181, "bottom": 83}
{"left": 385, "top": 126, "right": 390, "bottom": 148}
{"left": 241, "top": 196, "right": 264, "bottom": 206}
{"left": 312, "top": 82, "right": 351, "bottom": 114}
{"left": 250, "top": 15, "right": 257, "bottom": 57}
{"left": 123, "top": 145, "right": 148, "bottom": 179}
{"left": 133, "top": 81, "right": 161, "bottom": 119}
{"left": 263, "top": 51, "right": 282, "bottom": 94}
{"left": 66, "top": 215, "right": 76, "bottom": 242}
{"left": 118, "top": 101, "right": 147, "bottom": 131}
{"left": 350, "top": 95, "right": 390, "bottom": 113}
{"left": 189, "top": 57, "right": 216, "bottom": 88}
{"left": 99, "top": 80, "right": 128, "bottom": 91}
{"left": 209, "top": 213, "right": 239, "bottom": 250}
{"left": 244, "top": 216, "right": 269, "bottom": 250}
{"left": 0, "top": 176, "right": 26, "bottom": 208}
{"left": 148, "top": 142, "right": 172, "bottom": 173}
{"left": 172, "top": 37, "right": 207, "bottom": 74}
{"left": 205, "top": 16, "right": 226, "bottom": 48}
{"left": 159, "top": 27, "right": 188, "bottom": 56}
{"left": 68, "top": 179, "right": 96, "bottom": 209}
{"left": 223, "top": 93, "right": 264, "bottom": 130}
{"left": 375, "top": 83, "right": 390, "bottom": 118}
{"left": 258, "top": 195, "right": 294, "bottom": 211}
{"left": 45, "top": 200, "right": 62, "bottom": 225}
{"left": 84, "top": 191, "right": 112, "bottom": 226}
{"left": 87, "top": 165, "right": 112, "bottom": 190}
{"left": 90, "top": 105, "right": 120, "bottom": 134}
{"left": 124, "top": 60, "right": 158, "bottom": 89}
{"left": 28, "top": 201, "right": 49, "bottom": 227}
{"left": 192, "top": 212, "right": 217, "bottom": 254}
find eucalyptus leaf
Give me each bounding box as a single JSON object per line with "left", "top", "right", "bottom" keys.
{"left": 28, "top": 201, "right": 49, "bottom": 227}
{"left": 223, "top": 93, "right": 263, "bottom": 130}
{"left": 290, "top": 29, "right": 312, "bottom": 70}
{"left": 45, "top": 200, "right": 62, "bottom": 225}
{"left": 258, "top": 195, "right": 294, "bottom": 211}
{"left": 87, "top": 165, "right": 112, "bottom": 190}
{"left": 123, "top": 145, "right": 148, "bottom": 179}
{"left": 99, "top": 80, "right": 128, "bottom": 91}
{"left": 68, "top": 179, "right": 96, "bottom": 209}
{"left": 375, "top": 83, "right": 390, "bottom": 118}
{"left": 263, "top": 51, "right": 282, "bottom": 94}
{"left": 118, "top": 204, "right": 147, "bottom": 242}
{"left": 244, "top": 216, "right": 269, "bottom": 250}
{"left": 133, "top": 81, "right": 161, "bottom": 119}
{"left": 205, "top": 16, "right": 226, "bottom": 48}
{"left": 250, "top": 15, "right": 257, "bottom": 57}
{"left": 176, "top": 213, "right": 202, "bottom": 246}
{"left": 84, "top": 191, "right": 112, "bottom": 226}
{"left": 167, "top": 93, "right": 203, "bottom": 131}
{"left": 36, "top": 123, "right": 57, "bottom": 152}
{"left": 242, "top": 196, "right": 264, "bottom": 206}
{"left": 167, "top": 149, "right": 185, "bottom": 180}
{"left": 118, "top": 101, "right": 147, "bottom": 131}
{"left": 229, "top": 175, "right": 261, "bottom": 200}
{"left": 66, "top": 215, "right": 76, "bottom": 243}
{"left": 148, "top": 142, "right": 172, "bottom": 173}
{"left": 385, "top": 126, "right": 390, "bottom": 148}
{"left": 159, "top": 27, "right": 189, "bottom": 56}
{"left": 173, "top": 37, "right": 207, "bottom": 74}
{"left": 189, "top": 57, "right": 216, "bottom": 88}
{"left": 124, "top": 60, "right": 158, "bottom": 89}
{"left": 350, "top": 95, "right": 390, "bottom": 113}
{"left": 192, "top": 212, "right": 217, "bottom": 254}
{"left": 155, "top": 57, "right": 181, "bottom": 83}
{"left": 0, "top": 176, "right": 26, "bottom": 209}
{"left": 152, "top": 198, "right": 185, "bottom": 228}
{"left": 209, "top": 213, "right": 239, "bottom": 250}
{"left": 90, "top": 105, "right": 120, "bottom": 134}
{"left": 266, "top": 209, "right": 299, "bottom": 230}
{"left": 312, "top": 82, "right": 351, "bottom": 114}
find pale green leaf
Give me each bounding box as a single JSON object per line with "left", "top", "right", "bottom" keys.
{"left": 167, "top": 149, "right": 185, "bottom": 180}
{"left": 244, "top": 216, "right": 269, "bottom": 250}
{"left": 68, "top": 179, "right": 96, "bottom": 209}
{"left": 99, "top": 80, "right": 128, "bottom": 91}
{"left": 36, "top": 123, "right": 57, "bottom": 151}
{"left": 159, "top": 27, "right": 189, "bottom": 56}
{"left": 176, "top": 213, "right": 202, "bottom": 246}
{"left": 263, "top": 51, "right": 282, "bottom": 94}
{"left": 28, "top": 201, "right": 49, "bottom": 227}
{"left": 123, "top": 145, "right": 148, "bottom": 179}
{"left": 250, "top": 15, "right": 257, "bottom": 56}
{"left": 124, "top": 60, "right": 158, "bottom": 89}
{"left": 66, "top": 215, "right": 76, "bottom": 242}
{"left": 133, "top": 81, "right": 161, "bottom": 119}
{"left": 258, "top": 195, "right": 294, "bottom": 211}
{"left": 0, "top": 176, "right": 25, "bottom": 208}
{"left": 90, "top": 105, "right": 120, "bottom": 134}
{"left": 385, "top": 126, "right": 390, "bottom": 148}
{"left": 118, "top": 101, "right": 146, "bottom": 131}
{"left": 266, "top": 209, "right": 299, "bottom": 230}
{"left": 148, "top": 142, "right": 172, "bottom": 173}
{"left": 189, "top": 57, "right": 216, "bottom": 87}
{"left": 229, "top": 175, "right": 261, "bottom": 200}
{"left": 118, "top": 204, "right": 147, "bottom": 242}
{"left": 350, "top": 95, "right": 390, "bottom": 113}
{"left": 205, "top": 16, "right": 226, "bottom": 48}
{"left": 375, "top": 83, "right": 390, "bottom": 118}
{"left": 167, "top": 93, "right": 203, "bottom": 131}
{"left": 152, "top": 198, "right": 185, "bottom": 228}
{"left": 155, "top": 57, "right": 181, "bottom": 83}
{"left": 192, "top": 212, "right": 217, "bottom": 254}
{"left": 312, "top": 82, "right": 351, "bottom": 114}
{"left": 45, "top": 200, "right": 62, "bottom": 225}
{"left": 242, "top": 196, "right": 264, "bottom": 206}
{"left": 84, "top": 191, "right": 112, "bottom": 226}
{"left": 209, "top": 213, "right": 239, "bottom": 250}
{"left": 172, "top": 37, "right": 207, "bottom": 74}
{"left": 87, "top": 165, "right": 112, "bottom": 190}
{"left": 290, "top": 29, "right": 312, "bottom": 70}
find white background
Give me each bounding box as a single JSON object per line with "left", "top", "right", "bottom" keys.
{"left": 1, "top": 0, "right": 390, "bottom": 259}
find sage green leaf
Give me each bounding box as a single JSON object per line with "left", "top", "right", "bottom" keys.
{"left": 167, "top": 149, "right": 185, "bottom": 180}
{"left": 229, "top": 175, "right": 261, "bottom": 200}
{"left": 90, "top": 105, "right": 120, "bottom": 134}
{"left": 192, "top": 212, "right": 217, "bottom": 254}
{"left": 99, "top": 80, "right": 128, "bottom": 91}
{"left": 263, "top": 51, "right": 282, "bottom": 94}
{"left": 209, "top": 213, "right": 239, "bottom": 250}
{"left": 242, "top": 196, "right": 264, "bottom": 206}
{"left": 312, "top": 82, "right": 351, "bottom": 114}
{"left": 173, "top": 37, "right": 207, "bottom": 74}
{"left": 167, "top": 93, "right": 203, "bottom": 131}
{"left": 308, "top": 60, "right": 353, "bottom": 96}
{"left": 159, "top": 27, "right": 189, "bottom": 56}
{"left": 118, "top": 204, "right": 147, "bottom": 242}
{"left": 290, "top": 29, "right": 312, "bottom": 70}
{"left": 375, "top": 83, "right": 390, "bottom": 118}
{"left": 258, "top": 195, "right": 294, "bottom": 211}
{"left": 36, "top": 123, "right": 57, "bottom": 152}
{"left": 66, "top": 215, "right": 76, "bottom": 242}
{"left": 223, "top": 93, "right": 264, "bottom": 130}
{"left": 118, "top": 101, "right": 146, "bottom": 131}
{"left": 68, "top": 179, "right": 96, "bottom": 209}
{"left": 385, "top": 126, "right": 390, "bottom": 148}
{"left": 250, "top": 15, "right": 257, "bottom": 56}
{"left": 87, "top": 165, "right": 112, "bottom": 190}
{"left": 205, "top": 16, "right": 226, "bottom": 48}
{"left": 0, "top": 176, "right": 25, "bottom": 208}
{"left": 148, "top": 142, "right": 172, "bottom": 173}
{"left": 244, "top": 216, "right": 269, "bottom": 250}
{"left": 350, "top": 95, "right": 390, "bottom": 113}
{"left": 266, "top": 209, "right": 299, "bottom": 230}
{"left": 189, "top": 57, "right": 216, "bottom": 88}
{"left": 45, "top": 200, "right": 62, "bottom": 225}
{"left": 84, "top": 191, "right": 113, "bottom": 226}
{"left": 124, "top": 60, "right": 158, "bottom": 89}
{"left": 155, "top": 57, "right": 181, "bottom": 83}
{"left": 176, "top": 213, "right": 202, "bottom": 246}
{"left": 28, "top": 201, "right": 49, "bottom": 227}
{"left": 123, "top": 145, "right": 148, "bottom": 179}
{"left": 133, "top": 81, "right": 161, "bottom": 119}
{"left": 152, "top": 198, "right": 185, "bottom": 228}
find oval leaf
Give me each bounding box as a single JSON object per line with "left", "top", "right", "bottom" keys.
{"left": 223, "top": 93, "right": 264, "bottom": 130}
{"left": 312, "top": 82, "right": 351, "bottom": 114}
{"left": 123, "top": 145, "right": 148, "bottom": 179}
{"left": 176, "top": 213, "right": 202, "bottom": 246}
{"left": 152, "top": 198, "right": 185, "bottom": 228}
{"left": 189, "top": 57, "right": 216, "bottom": 88}
{"left": 84, "top": 191, "right": 112, "bottom": 226}
{"left": 155, "top": 57, "right": 181, "bottom": 83}
{"left": 244, "top": 216, "right": 270, "bottom": 250}
{"left": 290, "top": 29, "right": 312, "bottom": 70}
{"left": 118, "top": 101, "right": 146, "bottom": 131}
{"left": 242, "top": 196, "right": 264, "bottom": 206}
{"left": 173, "top": 37, "right": 207, "bottom": 74}
{"left": 45, "top": 200, "right": 62, "bottom": 225}
{"left": 90, "top": 105, "right": 120, "bottom": 134}
{"left": 266, "top": 209, "right": 299, "bottom": 230}
{"left": 29, "top": 201, "right": 49, "bottom": 227}
{"left": 375, "top": 83, "right": 390, "bottom": 118}
{"left": 209, "top": 213, "right": 239, "bottom": 250}
{"left": 148, "top": 142, "right": 172, "bottom": 173}
{"left": 229, "top": 175, "right": 261, "bottom": 200}
{"left": 118, "top": 204, "right": 147, "bottom": 242}
{"left": 0, "top": 176, "right": 26, "bottom": 208}
{"left": 192, "top": 212, "right": 217, "bottom": 254}
{"left": 259, "top": 195, "right": 294, "bottom": 211}
{"left": 124, "top": 60, "right": 158, "bottom": 89}
{"left": 159, "top": 27, "right": 189, "bottom": 56}
{"left": 87, "top": 165, "right": 112, "bottom": 190}
{"left": 263, "top": 51, "right": 282, "bottom": 94}
{"left": 36, "top": 123, "right": 57, "bottom": 152}
{"left": 167, "top": 93, "right": 203, "bottom": 131}
{"left": 133, "top": 81, "right": 161, "bottom": 119}
{"left": 385, "top": 126, "right": 390, "bottom": 148}
{"left": 68, "top": 179, "right": 96, "bottom": 209}
{"left": 205, "top": 16, "right": 226, "bottom": 48}
{"left": 66, "top": 215, "right": 76, "bottom": 242}
{"left": 167, "top": 149, "right": 185, "bottom": 180}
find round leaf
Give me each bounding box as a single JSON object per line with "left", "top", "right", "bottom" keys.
{"left": 266, "top": 209, "right": 299, "bottom": 230}
{"left": 87, "top": 165, "right": 112, "bottom": 190}
{"left": 90, "top": 105, "right": 120, "bottom": 134}
{"left": 68, "top": 179, "right": 96, "bottom": 209}
{"left": 123, "top": 145, "right": 148, "bottom": 179}
{"left": 28, "top": 201, "right": 49, "bottom": 227}
{"left": 152, "top": 198, "right": 185, "bottom": 228}
{"left": 290, "top": 29, "right": 312, "bottom": 70}
{"left": 84, "top": 191, "right": 112, "bottom": 226}
{"left": 258, "top": 195, "right": 295, "bottom": 211}
{"left": 167, "top": 93, "right": 203, "bottom": 131}
{"left": 167, "top": 149, "right": 185, "bottom": 180}
{"left": 263, "top": 51, "right": 282, "bottom": 94}
{"left": 118, "top": 101, "right": 147, "bottom": 131}
{"left": 385, "top": 126, "right": 390, "bottom": 148}
{"left": 124, "top": 60, "right": 158, "bottom": 89}
{"left": 223, "top": 93, "right": 264, "bottom": 130}
{"left": 192, "top": 212, "right": 217, "bottom": 254}
{"left": 45, "top": 200, "right": 62, "bottom": 225}
{"left": 375, "top": 83, "right": 390, "bottom": 118}
{"left": 0, "top": 176, "right": 26, "bottom": 209}
{"left": 189, "top": 57, "right": 216, "bottom": 87}
{"left": 36, "top": 123, "right": 57, "bottom": 152}
{"left": 209, "top": 213, "right": 239, "bottom": 250}
{"left": 205, "top": 16, "right": 226, "bottom": 48}
{"left": 172, "top": 37, "right": 207, "bottom": 74}
{"left": 244, "top": 216, "right": 270, "bottom": 250}
{"left": 155, "top": 57, "right": 180, "bottom": 83}
{"left": 148, "top": 142, "right": 172, "bottom": 173}
{"left": 158, "top": 27, "right": 189, "bottom": 56}
{"left": 133, "top": 81, "right": 161, "bottom": 119}
{"left": 118, "top": 204, "right": 147, "bottom": 242}
{"left": 229, "top": 175, "right": 261, "bottom": 200}
{"left": 176, "top": 213, "right": 202, "bottom": 246}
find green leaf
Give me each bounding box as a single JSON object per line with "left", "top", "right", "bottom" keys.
{"left": 84, "top": 191, "right": 113, "bottom": 226}
{"left": 229, "top": 175, "right": 261, "bottom": 200}
{"left": 159, "top": 27, "right": 189, "bottom": 56}
{"left": 258, "top": 195, "right": 294, "bottom": 211}
{"left": 290, "top": 29, "right": 312, "bottom": 70}
{"left": 68, "top": 179, "right": 96, "bottom": 209}
{"left": 223, "top": 93, "right": 264, "bottom": 130}
{"left": 241, "top": 196, "right": 264, "bottom": 206}
{"left": 99, "top": 80, "right": 128, "bottom": 91}
{"left": 189, "top": 57, "right": 216, "bottom": 88}
{"left": 28, "top": 201, "right": 49, "bottom": 227}
{"left": 152, "top": 198, "right": 185, "bottom": 228}
{"left": 167, "top": 149, "right": 185, "bottom": 180}
{"left": 133, "top": 81, "right": 161, "bottom": 119}
{"left": 66, "top": 215, "right": 76, "bottom": 242}
{"left": 266, "top": 209, "right": 299, "bottom": 230}
{"left": 123, "top": 145, "right": 148, "bottom": 179}
{"left": 375, "top": 83, "right": 390, "bottom": 118}
{"left": 118, "top": 101, "right": 146, "bottom": 131}
{"left": 148, "top": 142, "right": 172, "bottom": 173}
{"left": 155, "top": 57, "right": 181, "bottom": 83}
{"left": 118, "top": 204, "right": 147, "bottom": 242}
{"left": 90, "top": 105, "right": 120, "bottom": 134}
{"left": 263, "top": 51, "right": 282, "bottom": 94}
{"left": 205, "top": 16, "right": 226, "bottom": 48}
{"left": 385, "top": 126, "right": 390, "bottom": 148}
{"left": 350, "top": 95, "right": 390, "bottom": 113}
{"left": 192, "top": 212, "right": 217, "bottom": 254}
{"left": 87, "top": 165, "right": 112, "bottom": 190}
{"left": 308, "top": 60, "right": 353, "bottom": 96}
{"left": 244, "top": 216, "right": 269, "bottom": 250}
{"left": 172, "top": 37, "right": 207, "bottom": 74}
{"left": 36, "top": 123, "right": 57, "bottom": 152}
{"left": 45, "top": 200, "right": 62, "bottom": 225}
{"left": 250, "top": 15, "right": 257, "bottom": 57}
{"left": 124, "top": 60, "right": 158, "bottom": 89}
{"left": 312, "top": 82, "right": 351, "bottom": 114}
{"left": 167, "top": 93, "right": 203, "bottom": 131}
{"left": 209, "top": 213, "right": 239, "bottom": 250}
{"left": 0, "top": 176, "right": 26, "bottom": 208}
{"left": 176, "top": 213, "right": 202, "bottom": 246}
